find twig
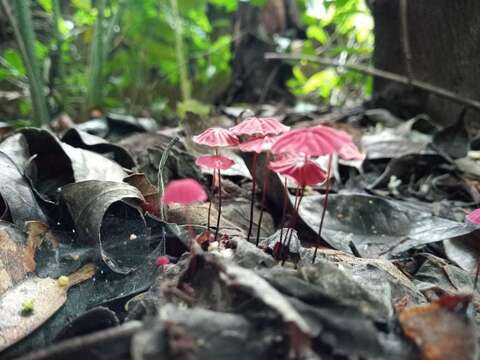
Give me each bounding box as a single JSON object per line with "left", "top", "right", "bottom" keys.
{"left": 157, "top": 137, "right": 180, "bottom": 221}
{"left": 264, "top": 53, "right": 480, "bottom": 112}
{"left": 18, "top": 321, "right": 143, "bottom": 360}
{"left": 400, "top": 0, "right": 413, "bottom": 85}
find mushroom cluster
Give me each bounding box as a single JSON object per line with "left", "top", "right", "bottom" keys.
{"left": 164, "top": 116, "right": 363, "bottom": 263}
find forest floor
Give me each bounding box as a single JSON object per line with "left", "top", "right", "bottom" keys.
{"left": 0, "top": 105, "right": 479, "bottom": 360}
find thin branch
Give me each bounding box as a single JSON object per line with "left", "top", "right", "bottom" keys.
{"left": 18, "top": 321, "right": 143, "bottom": 360}
{"left": 400, "top": 0, "right": 413, "bottom": 84}
{"left": 264, "top": 52, "right": 480, "bottom": 112}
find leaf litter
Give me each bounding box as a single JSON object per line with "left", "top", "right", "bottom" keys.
{"left": 1, "top": 108, "right": 480, "bottom": 360}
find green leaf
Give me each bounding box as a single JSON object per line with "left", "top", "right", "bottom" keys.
{"left": 38, "top": 0, "right": 53, "bottom": 13}
{"left": 3, "top": 48, "right": 26, "bottom": 77}
{"left": 71, "top": 0, "right": 91, "bottom": 11}
{"left": 307, "top": 25, "right": 328, "bottom": 44}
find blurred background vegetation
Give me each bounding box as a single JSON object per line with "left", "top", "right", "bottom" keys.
{"left": 0, "top": 0, "right": 373, "bottom": 126}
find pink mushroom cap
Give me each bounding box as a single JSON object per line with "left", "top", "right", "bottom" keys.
{"left": 230, "top": 117, "right": 290, "bottom": 137}
{"left": 238, "top": 135, "right": 278, "bottom": 153}
{"left": 192, "top": 127, "right": 239, "bottom": 147}
{"left": 195, "top": 155, "right": 235, "bottom": 170}
{"left": 162, "top": 179, "right": 208, "bottom": 205}
{"left": 466, "top": 208, "right": 480, "bottom": 224}
{"left": 156, "top": 256, "right": 170, "bottom": 267}
{"left": 271, "top": 126, "right": 357, "bottom": 158}
{"left": 269, "top": 155, "right": 327, "bottom": 187}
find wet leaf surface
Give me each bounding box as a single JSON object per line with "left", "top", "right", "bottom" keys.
{"left": 298, "top": 193, "right": 480, "bottom": 257}
{"left": 61, "top": 180, "right": 149, "bottom": 274}
{"left": 0, "top": 152, "right": 47, "bottom": 227}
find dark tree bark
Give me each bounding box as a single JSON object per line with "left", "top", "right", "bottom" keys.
{"left": 370, "top": 0, "right": 480, "bottom": 125}
{"left": 220, "top": 0, "right": 303, "bottom": 105}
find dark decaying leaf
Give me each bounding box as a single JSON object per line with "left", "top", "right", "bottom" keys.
{"left": 54, "top": 306, "right": 119, "bottom": 342}
{"left": 412, "top": 253, "right": 476, "bottom": 296}
{"left": 300, "top": 249, "right": 423, "bottom": 320}
{"left": 132, "top": 305, "right": 271, "bottom": 360}
{"left": 433, "top": 112, "right": 470, "bottom": 159}
{"left": 298, "top": 193, "right": 480, "bottom": 257}
{"left": 398, "top": 294, "right": 477, "bottom": 360}
{"left": 443, "top": 234, "right": 480, "bottom": 274}
{"left": 61, "top": 180, "right": 149, "bottom": 274}
{"left": 0, "top": 129, "right": 127, "bottom": 206}
{"left": 259, "top": 267, "right": 387, "bottom": 358}
{"left": 0, "top": 133, "right": 30, "bottom": 170}
{"left": 0, "top": 152, "right": 47, "bottom": 227}
{"left": 119, "top": 132, "right": 203, "bottom": 186}
{"left": 124, "top": 173, "right": 160, "bottom": 216}
{"left": 0, "top": 263, "right": 96, "bottom": 352}
{"left": 7, "top": 321, "right": 142, "bottom": 360}
{"left": 62, "top": 128, "right": 135, "bottom": 169}
{"left": 368, "top": 153, "right": 448, "bottom": 189}
{"left": 179, "top": 254, "right": 314, "bottom": 358}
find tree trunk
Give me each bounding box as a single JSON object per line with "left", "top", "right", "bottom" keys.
{"left": 370, "top": 0, "right": 480, "bottom": 125}
{"left": 220, "top": 0, "right": 302, "bottom": 105}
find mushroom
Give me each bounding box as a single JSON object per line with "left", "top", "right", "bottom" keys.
{"left": 271, "top": 125, "right": 362, "bottom": 263}
{"left": 162, "top": 178, "right": 208, "bottom": 246}
{"left": 269, "top": 154, "right": 327, "bottom": 263}
{"left": 231, "top": 117, "right": 289, "bottom": 244}
{"left": 192, "top": 127, "right": 239, "bottom": 241}
{"left": 195, "top": 154, "right": 235, "bottom": 241}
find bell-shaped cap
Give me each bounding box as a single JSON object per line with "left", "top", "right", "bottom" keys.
{"left": 162, "top": 179, "right": 207, "bottom": 204}
{"left": 230, "top": 117, "right": 290, "bottom": 137}
{"left": 238, "top": 135, "right": 278, "bottom": 153}
{"left": 193, "top": 127, "right": 239, "bottom": 147}
{"left": 466, "top": 208, "right": 480, "bottom": 224}
{"left": 271, "top": 126, "right": 357, "bottom": 157}
{"left": 195, "top": 155, "right": 235, "bottom": 170}
{"left": 269, "top": 155, "right": 327, "bottom": 187}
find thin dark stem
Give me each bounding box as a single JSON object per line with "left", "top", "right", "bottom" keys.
{"left": 207, "top": 197, "right": 212, "bottom": 235}
{"left": 255, "top": 153, "right": 270, "bottom": 246}
{"left": 214, "top": 168, "right": 222, "bottom": 242}
{"left": 247, "top": 152, "right": 258, "bottom": 242}
{"left": 278, "top": 177, "right": 289, "bottom": 248}
{"left": 313, "top": 154, "right": 333, "bottom": 264}
{"left": 474, "top": 252, "right": 480, "bottom": 292}
{"left": 282, "top": 186, "right": 304, "bottom": 266}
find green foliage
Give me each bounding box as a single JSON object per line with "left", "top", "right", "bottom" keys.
{"left": 0, "top": 0, "right": 374, "bottom": 122}
{"left": 288, "top": 0, "right": 374, "bottom": 105}
{"left": 2, "top": 0, "right": 50, "bottom": 126}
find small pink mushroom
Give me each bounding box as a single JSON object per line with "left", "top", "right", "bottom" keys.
{"left": 271, "top": 125, "right": 361, "bottom": 264}
{"left": 230, "top": 116, "right": 290, "bottom": 137}
{"left": 193, "top": 127, "right": 238, "bottom": 241}
{"left": 162, "top": 178, "right": 207, "bottom": 248}
{"left": 467, "top": 209, "right": 480, "bottom": 224}
{"left": 269, "top": 155, "right": 327, "bottom": 263}
{"left": 156, "top": 255, "right": 170, "bottom": 267}
{"left": 232, "top": 117, "right": 289, "bottom": 245}
{"left": 195, "top": 154, "right": 235, "bottom": 240}
{"left": 162, "top": 179, "right": 208, "bottom": 205}
{"left": 192, "top": 127, "right": 239, "bottom": 148}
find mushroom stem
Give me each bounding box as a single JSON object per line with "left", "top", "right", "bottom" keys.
{"left": 255, "top": 152, "right": 270, "bottom": 246}
{"left": 474, "top": 253, "right": 480, "bottom": 291}
{"left": 282, "top": 186, "right": 305, "bottom": 266}
{"left": 207, "top": 194, "right": 212, "bottom": 235}
{"left": 214, "top": 168, "right": 222, "bottom": 242}
{"left": 278, "top": 176, "right": 289, "bottom": 250}
{"left": 313, "top": 154, "right": 333, "bottom": 264}
{"left": 247, "top": 152, "right": 258, "bottom": 242}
